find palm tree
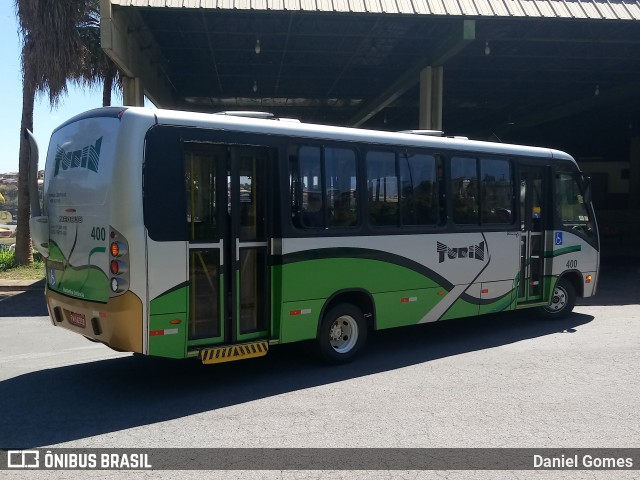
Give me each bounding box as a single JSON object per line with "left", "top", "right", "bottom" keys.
{"left": 14, "top": 0, "right": 119, "bottom": 265}
{"left": 76, "top": 1, "right": 120, "bottom": 107}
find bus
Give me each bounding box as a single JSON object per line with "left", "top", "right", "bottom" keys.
{"left": 29, "top": 107, "right": 599, "bottom": 364}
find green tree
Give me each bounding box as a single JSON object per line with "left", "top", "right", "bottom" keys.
{"left": 76, "top": 1, "right": 120, "bottom": 107}
{"left": 14, "top": 0, "right": 119, "bottom": 265}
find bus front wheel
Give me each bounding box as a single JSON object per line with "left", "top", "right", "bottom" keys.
{"left": 317, "top": 303, "right": 367, "bottom": 364}
{"left": 538, "top": 278, "right": 576, "bottom": 319}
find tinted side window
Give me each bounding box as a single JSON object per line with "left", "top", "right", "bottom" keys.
{"left": 326, "top": 148, "right": 358, "bottom": 227}
{"left": 144, "top": 126, "right": 187, "bottom": 241}
{"left": 480, "top": 158, "right": 513, "bottom": 224}
{"left": 451, "top": 156, "right": 479, "bottom": 225}
{"left": 399, "top": 152, "right": 439, "bottom": 225}
{"left": 289, "top": 145, "right": 358, "bottom": 230}
{"left": 367, "top": 151, "right": 398, "bottom": 226}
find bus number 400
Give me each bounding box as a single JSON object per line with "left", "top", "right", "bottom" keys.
{"left": 91, "top": 227, "right": 106, "bottom": 241}
{"left": 566, "top": 259, "right": 578, "bottom": 269}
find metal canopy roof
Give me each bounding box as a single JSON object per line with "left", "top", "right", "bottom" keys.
{"left": 102, "top": 1, "right": 640, "bottom": 160}
{"left": 111, "top": 0, "right": 640, "bottom": 20}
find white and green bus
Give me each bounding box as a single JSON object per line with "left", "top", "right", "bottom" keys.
{"left": 29, "top": 107, "right": 599, "bottom": 364}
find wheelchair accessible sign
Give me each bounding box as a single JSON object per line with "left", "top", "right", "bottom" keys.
{"left": 555, "top": 232, "right": 563, "bottom": 245}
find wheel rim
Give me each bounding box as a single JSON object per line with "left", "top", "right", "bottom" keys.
{"left": 329, "top": 315, "right": 358, "bottom": 354}
{"left": 545, "top": 285, "right": 568, "bottom": 313}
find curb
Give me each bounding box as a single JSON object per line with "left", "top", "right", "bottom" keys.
{"left": 0, "top": 279, "right": 45, "bottom": 292}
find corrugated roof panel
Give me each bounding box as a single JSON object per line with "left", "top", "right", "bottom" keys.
{"left": 381, "top": 0, "right": 400, "bottom": 13}
{"left": 364, "top": 0, "right": 384, "bottom": 13}
{"left": 316, "top": 0, "right": 333, "bottom": 11}
{"left": 606, "top": 1, "right": 632, "bottom": 20}
{"left": 457, "top": 0, "right": 479, "bottom": 15}
{"left": 488, "top": 0, "right": 510, "bottom": 16}
{"left": 412, "top": 0, "right": 430, "bottom": 14}
{"left": 283, "top": 0, "right": 300, "bottom": 10}
{"left": 546, "top": 0, "right": 570, "bottom": 17}
{"left": 563, "top": 0, "right": 588, "bottom": 18}
{"left": 447, "top": 0, "right": 464, "bottom": 15}
{"left": 592, "top": 1, "right": 618, "bottom": 19}
{"left": 300, "top": 0, "right": 316, "bottom": 10}
{"left": 625, "top": 1, "right": 640, "bottom": 20}
{"left": 530, "top": 0, "right": 554, "bottom": 16}
{"left": 516, "top": 0, "right": 541, "bottom": 16}
{"left": 503, "top": 0, "right": 526, "bottom": 16}
{"left": 473, "top": 0, "right": 497, "bottom": 15}
{"left": 396, "top": 0, "right": 415, "bottom": 13}
{"left": 580, "top": 1, "right": 604, "bottom": 19}
{"left": 110, "top": 0, "right": 640, "bottom": 20}
{"left": 434, "top": 0, "right": 462, "bottom": 15}
{"left": 252, "top": 0, "right": 268, "bottom": 9}
{"left": 347, "top": 0, "right": 365, "bottom": 12}
{"left": 268, "top": 0, "right": 284, "bottom": 9}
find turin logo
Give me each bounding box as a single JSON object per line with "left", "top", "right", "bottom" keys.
{"left": 437, "top": 241, "right": 485, "bottom": 263}
{"left": 54, "top": 137, "right": 103, "bottom": 176}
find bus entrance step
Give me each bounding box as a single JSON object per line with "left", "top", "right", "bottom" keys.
{"left": 199, "top": 341, "right": 269, "bottom": 364}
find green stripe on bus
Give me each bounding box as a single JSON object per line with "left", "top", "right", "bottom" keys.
{"left": 544, "top": 245, "right": 582, "bottom": 257}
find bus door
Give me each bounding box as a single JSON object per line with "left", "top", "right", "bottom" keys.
{"left": 186, "top": 144, "right": 271, "bottom": 346}
{"left": 517, "top": 165, "right": 547, "bottom": 304}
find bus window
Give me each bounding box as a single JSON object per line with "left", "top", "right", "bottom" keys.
{"left": 480, "top": 158, "right": 513, "bottom": 225}
{"left": 185, "top": 145, "right": 219, "bottom": 242}
{"left": 367, "top": 151, "right": 398, "bottom": 226}
{"left": 325, "top": 148, "right": 358, "bottom": 228}
{"left": 399, "top": 152, "right": 439, "bottom": 226}
{"left": 555, "top": 171, "right": 596, "bottom": 241}
{"left": 291, "top": 146, "right": 323, "bottom": 229}
{"left": 289, "top": 145, "right": 358, "bottom": 230}
{"left": 451, "top": 156, "right": 479, "bottom": 225}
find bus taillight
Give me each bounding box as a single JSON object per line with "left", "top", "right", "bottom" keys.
{"left": 109, "top": 227, "right": 130, "bottom": 297}
{"left": 110, "top": 241, "right": 127, "bottom": 257}
{"left": 110, "top": 260, "right": 128, "bottom": 275}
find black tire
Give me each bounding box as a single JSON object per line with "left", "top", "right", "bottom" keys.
{"left": 316, "top": 303, "right": 367, "bottom": 364}
{"left": 537, "top": 277, "right": 576, "bottom": 319}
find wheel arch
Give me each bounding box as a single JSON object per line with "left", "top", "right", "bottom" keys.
{"left": 317, "top": 288, "right": 376, "bottom": 336}
{"left": 558, "top": 270, "right": 583, "bottom": 298}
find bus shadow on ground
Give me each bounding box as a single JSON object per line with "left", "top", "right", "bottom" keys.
{"left": 0, "top": 310, "right": 593, "bottom": 449}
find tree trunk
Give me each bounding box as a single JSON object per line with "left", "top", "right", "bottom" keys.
{"left": 103, "top": 72, "right": 113, "bottom": 107}
{"left": 15, "top": 60, "right": 36, "bottom": 266}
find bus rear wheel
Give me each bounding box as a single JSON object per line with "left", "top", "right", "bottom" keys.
{"left": 317, "top": 303, "right": 367, "bottom": 364}
{"left": 538, "top": 278, "right": 576, "bottom": 319}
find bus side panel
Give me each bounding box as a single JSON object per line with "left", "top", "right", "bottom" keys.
{"left": 146, "top": 239, "right": 189, "bottom": 358}
{"left": 479, "top": 280, "right": 517, "bottom": 314}
{"left": 277, "top": 255, "right": 449, "bottom": 343}
{"left": 440, "top": 283, "right": 480, "bottom": 320}
{"left": 546, "top": 230, "right": 599, "bottom": 297}
{"left": 374, "top": 288, "right": 445, "bottom": 330}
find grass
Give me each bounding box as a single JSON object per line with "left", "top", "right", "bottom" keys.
{"left": 0, "top": 249, "right": 46, "bottom": 281}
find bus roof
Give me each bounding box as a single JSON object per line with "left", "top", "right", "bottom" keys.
{"left": 58, "top": 106, "right": 577, "bottom": 163}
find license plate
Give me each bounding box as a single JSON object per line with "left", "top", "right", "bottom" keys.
{"left": 68, "top": 312, "right": 86, "bottom": 328}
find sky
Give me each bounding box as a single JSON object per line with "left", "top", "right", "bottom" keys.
{"left": 0, "top": 8, "right": 123, "bottom": 175}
